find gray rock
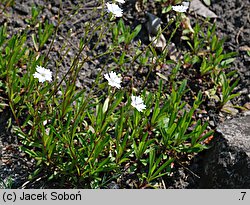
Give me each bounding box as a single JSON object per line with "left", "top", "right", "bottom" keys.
{"left": 145, "top": 12, "right": 162, "bottom": 36}
{"left": 198, "top": 115, "right": 250, "bottom": 188}
{"left": 13, "top": 3, "right": 30, "bottom": 15}
{"left": 216, "top": 115, "right": 250, "bottom": 157}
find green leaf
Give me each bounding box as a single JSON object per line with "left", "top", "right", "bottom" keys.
{"left": 211, "top": 35, "right": 217, "bottom": 52}
{"left": 102, "top": 97, "right": 109, "bottom": 114}
{"left": 181, "top": 35, "right": 190, "bottom": 41}
{"left": 20, "top": 146, "right": 38, "bottom": 157}
{"left": 13, "top": 95, "right": 21, "bottom": 104}
{"left": 151, "top": 158, "right": 173, "bottom": 180}
{"left": 28, "top": 167, "right": 43, "bottom": 180}
{"left": 140, "top": 159, "right": 148, "bottom": 166}
{"left": 225, "top": 93, "right": 240, "bottom": 102}
{"left": 221, "top": 58, "right": 236, "bottom": 66}
{"left": 32, "top": 33, "right": 39, "bottom": 51}
{"left": 118, "top": 158, "right": 130, "bottom": 164}
{"left": 129, "top": 24, "right": 141, "bottom": 41}
{"left": 162, "top": 5, "right": 172, "bottom": 14}
{"left": 93, "top": 158, "right": 111, "bottom": 173}
{"left": 156, "top": 72, "right": 168, "bottom": 81}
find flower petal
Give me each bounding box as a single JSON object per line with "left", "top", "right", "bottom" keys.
{"left": 33, "top": 65, "right": 52, "bottom": 83}
{"left": 106, "top": 3, "right": 123, "bottom": 17}
{"left": 131, "top": 95, "right": 146, "bottom": 112}
{"left": 104, "top": 71, "right": 122, "bottom": 89}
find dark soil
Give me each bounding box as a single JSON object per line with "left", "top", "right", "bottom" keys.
{"left": 0, "top": 0, "right": 249, "bottom": 188}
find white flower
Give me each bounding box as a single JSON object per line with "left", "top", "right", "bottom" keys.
{"left": 104, "top": 71, "right": 122, "bottom": 89}
{"left": 106, "top": 3, "right": 123, "bottom": 17}
{"left": 33, "top": 65, "right": 52, "bottom": 83}
{"left": 131, "top": 95, "right": 146, "bottom": 112}
{"left": 172, "top": 4, "right": 188, "bottom": 13}
{"left": 43, "top": 120, "right": 48, "bottom": 126}
{"left": 182, "top": 1, "right": 190, "bottom": 7}
{"left": 115, "top": 0, "right": 125, "bottom": 3}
